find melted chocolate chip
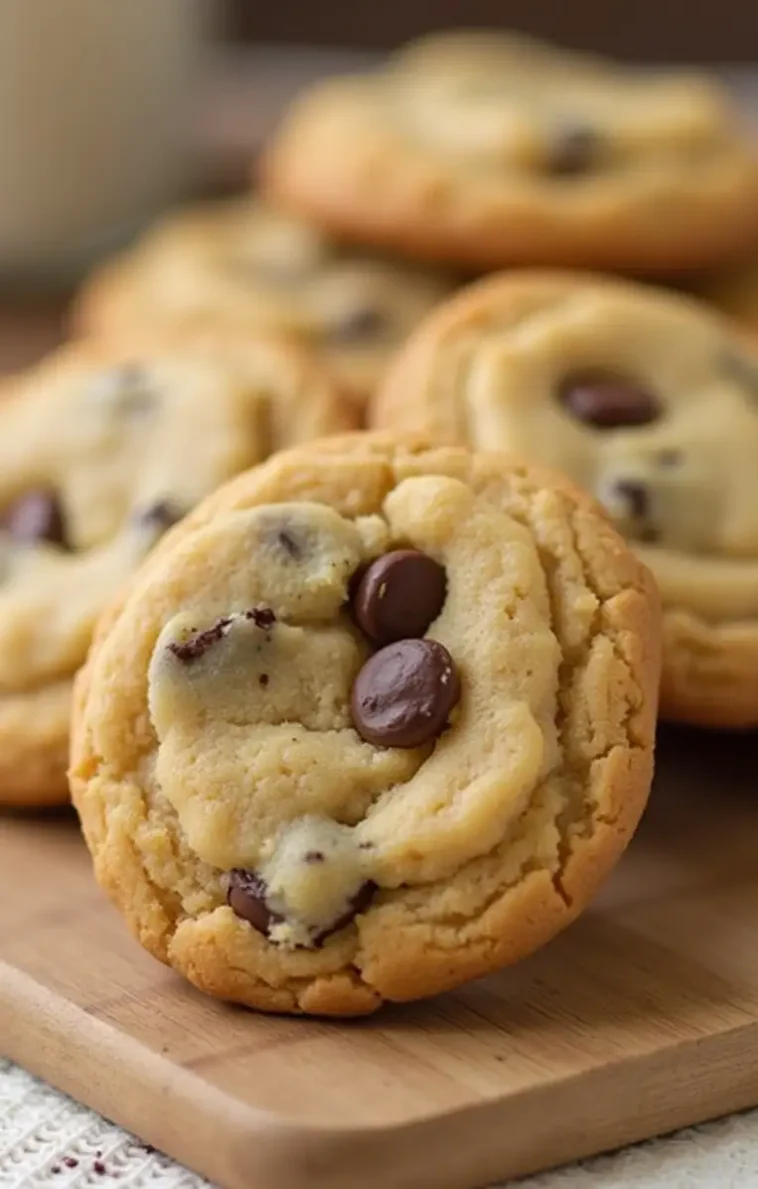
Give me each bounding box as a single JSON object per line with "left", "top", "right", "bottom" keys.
{"left": 259, "top": 673, "right": 270, "bottom": 687}
{"left": 247, "top": 606, "right": 276, "bottom": 630}
{"left": 1, "top": 489, "right": 68, "bottom": 547}
{"left": 559, "top": 371, "right": 661, "bottom": 428}
{"left": 169, "top": 607, "right": 276, "bottom": 663}
{"left": 351, "top": 638, "right": 461, "bottom": 749}
{"left": 352, "top": 550, "right": 447, "bottom": 645}
{"left": 547, "top": 123, "right": 599, "bottom": 176}
{"left": 227, "top": 869, "right": 281, "bottom": 934}
{"left": 227, "top": 868, "right": 374, "bottom": 947}
{"left": 328, "top": 307, "right": 386, "bottom": 342}
{"left": 316, "top": 880, "right": 376, "bottom": 943}
{"left": 168, "top": 617, "right": 232, "bottom": 663}
{"left": 136, "top": 500, "right": 184, "bottom": 533}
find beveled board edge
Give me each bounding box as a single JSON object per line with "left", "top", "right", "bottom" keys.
{"left": 4, "top": 960, "right": 758, "bottom": 1189}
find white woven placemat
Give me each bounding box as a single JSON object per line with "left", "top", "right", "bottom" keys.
{"left": 2, "top": 1059, "right": 758, "bottom": 1188}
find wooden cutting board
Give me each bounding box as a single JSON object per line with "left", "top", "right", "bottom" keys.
{"left": 2, "top": 726, "right": 758, "bottom": 1189}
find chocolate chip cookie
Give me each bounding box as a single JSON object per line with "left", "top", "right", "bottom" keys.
{"left": 0, "top": 333, "right": 352, "bottom": 806}
{"left": 73, "top": 197, "right": 453, "bottom": 410}
{"left": 70, "top": 433, "right": 659, "bottom": 1016}
{"left": 262, "top": 30, "right": 758, "bottom": 274}
{"left": 375, "top": 271, "right": 758, "bottom": 727}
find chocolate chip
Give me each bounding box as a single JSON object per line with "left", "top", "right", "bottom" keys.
{"left": 304, "top": 850, "right": 325, "bottom": 864}
{"left": 136, "top": 500, "right": 183, "bottom": 533}
{"left": 227, "top": 869, "right": 281, "bottom": 935}
{"left": 169, "top": 607, "right": 276, "bottom": 664}
{"left": 317, "top": 880, "right": 376, "bottom": 943}
{"left": 328, "top": 307, "right": 386, "bottom": 343}
{"left": 246, "top": 606, "right": 276, "bottom": 630}
{"left": 168, "top": 617, "right": 232, "bottom": 663}
{"left": 559, "top": 371, "right": 661, "bottom": 428}
{"left": 1, "top": 489, "right": 68, "bottom": 547}
{"left": 352, "top": 550, "right": 447, "bottom": 645}
{"left": 351, "top": 638, "right": 460, "bottom": 749}
{"left": 259, "top": 673, "right": 270, "bottom": 687}
{"left": 547, "top": 123, "right": 599, "bottom": 176}
{"left": 612, "top": 479, "right": 650, "bottom": 520}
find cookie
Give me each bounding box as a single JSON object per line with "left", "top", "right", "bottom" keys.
{"left": 70, "top": 432, "right": 659, "bottom": 1016}
{"left": 73, "top": 197, "right": 453, "bottom": 410}
{"left": 0, "top": 332, "right": 353, "bottom": 807}
{"left": 374, "top": 270, "right": 758, "bottom": 727}
{"left": 262, "top": 30, "right": 758, "bottom": 274}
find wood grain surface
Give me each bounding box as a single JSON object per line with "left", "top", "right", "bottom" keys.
{"left": 2, "top": 727, "right": 758, "bottom": 1189}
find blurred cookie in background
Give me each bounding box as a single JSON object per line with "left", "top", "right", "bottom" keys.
{"left": 0, "top": 330, "right": 352, "bottom": 806}
{"left": 73, "top": 197, "right": 455, "bottom": 413}
{"left": 263, "top": 29, "right": 758, "bottom": 275}
{"left": 375, "top": 269, "right": 758, "bottom": 728}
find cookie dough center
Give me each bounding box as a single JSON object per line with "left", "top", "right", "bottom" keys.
{"left": 148, "top": 480, "right": 562, "bottom": 948}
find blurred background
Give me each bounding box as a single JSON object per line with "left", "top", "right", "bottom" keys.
{"left": 230, "top": 0, "right": 758, "bottom": 60}
{"left": 2, "top": 0, "right": 756, "bottom": 368}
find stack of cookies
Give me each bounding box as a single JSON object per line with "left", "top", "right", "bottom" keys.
{"left": 6, "top": 30, "right": 758, "bottom": 1017}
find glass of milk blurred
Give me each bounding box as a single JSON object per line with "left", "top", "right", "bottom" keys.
{"left": 0, "top": 0, "right": 207, "bottom": 287}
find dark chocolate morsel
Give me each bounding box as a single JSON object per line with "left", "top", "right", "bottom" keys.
{"left": 168, "top": 606, "right": 276, "bottom": 664}
{"left": 547, "top": 123, "right": 599, "bottom": 176}
{"left": 351, "top": 638, "right": 461, "bottom": 749}
{"left": 229, "top": 868, "right": 376, "bottom": 948}
{"left": 314, "top": 881, "right": 376, "bottom": 946}
{"left": 558, "top": 371, "right": 661, "bottom": 428}
{"left": 246, "top": 605, "right": 276, "bottom": 630}
{"left": 352, "top": 549, "right": 447, "bottom": 645}
{"left": 1, "top": 489, "right": 68, "bottom": 548}
{"left": 168, "top": 617, "right": 232, "bottom": 663}
{"left": 227, "top": 869, "right": 280, "bottom": 935}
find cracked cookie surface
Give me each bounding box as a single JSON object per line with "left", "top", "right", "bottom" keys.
{"left": 263, "top": 30, "right": 758, "bottom": 274}
{"left": 375, "top": 271, "right": 758, "bottom": 726}
{"left": 73, "top": 197, "right": 454, "bottom": 410}
{"left": 0, "top": 333, "right": 352, "bottom": 806}
{"left": 71, "top": 433, "right": 659, "bottom": 1016}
